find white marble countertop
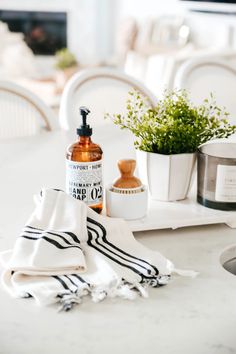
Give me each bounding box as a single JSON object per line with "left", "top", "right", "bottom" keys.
{"left": 0, "top": 130, "right": 236, "bottom": 354}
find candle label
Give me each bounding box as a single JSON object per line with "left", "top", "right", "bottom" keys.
{"left": 66, "top": 159, "right": 103, "bottom": 205}
{"left": 215, "top": 165, "right": 236, "bottom": 202}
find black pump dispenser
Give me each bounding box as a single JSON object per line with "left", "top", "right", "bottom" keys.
{"left": 77, "top": 106, "right": 92, "bottom": 136}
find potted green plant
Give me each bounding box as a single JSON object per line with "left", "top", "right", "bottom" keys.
{"left": 106, "top": 89, "right": 236, "bottom": 201}
{"left": 54, "top": 48, "right": 78, "bottom": 91}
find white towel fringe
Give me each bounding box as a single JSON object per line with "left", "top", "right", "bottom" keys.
{"left": 57, "top": 280, "right": 156, "bottom": 311}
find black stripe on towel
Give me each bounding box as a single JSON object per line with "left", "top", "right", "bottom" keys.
{"left": 21, "top": 226, "right": 82, "bottom": 251}
{"left": 87, "top": 230, "right": 145, "bottom": 280}
{"left": 64, "top": 275, "right": 78, "bottom": 288}
{"left": 52, "top": 275, "right": 70, "bottom": 291}
{"left": 87, "top": 225, "right": 152, "bottom": 274}
{"left": 63, "top": 232, "right": 81, "bottom": 244}
{"left": 25, "top": 226, "right": 81, "bottom": 244}
{"left": 61, "top": 275, "right": 79, "bottom": 293}
{"left": 23, "top": 230, "right": 79, "bottom": 247}
{"left": 23, "top": 230, "right": 42, "bottom": 234}
{"left": 47, "top": 231, "right": 80, "bottom": 246}
{"left": 72, "top": 274, "right": 90, "bottom": 287}
{"left": 53, "top": 275, "right": 87, "bottom": 295}
{"left": 87, "top": 217, "right": 159, "bottom": 276}
{"left": 21, "top": 234, "right": 82, "bottom": 251}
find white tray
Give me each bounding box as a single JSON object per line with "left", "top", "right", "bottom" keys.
{"left": 127, "top": 193, "right": 236, "bottom": 232}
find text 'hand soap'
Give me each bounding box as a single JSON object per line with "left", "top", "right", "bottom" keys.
{"left": 66, "top": 106, "right": 103, "bottom": 213}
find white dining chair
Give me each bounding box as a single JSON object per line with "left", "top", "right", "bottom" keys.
{"left": 59, "top": 67, "right": 157, "bottom": 131}
{"left": 0, "top": 81, "right": 55, "bottom": 140}
{"left": 173, "top": 58, "right": 236, "bottom": 125}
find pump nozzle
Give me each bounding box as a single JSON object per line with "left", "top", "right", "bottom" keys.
{"left": 79, "top": 106, "right": 90, "bottom": 126}
{"left": 77, "top": 106, "right": 92, "bottom": 136}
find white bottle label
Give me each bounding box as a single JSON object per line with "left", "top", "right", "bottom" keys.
{"left": 215, "top": 165, "right": 236, "bottom": 202}
{"left": 66, "top": 159, "right": 103, "bottom": 205}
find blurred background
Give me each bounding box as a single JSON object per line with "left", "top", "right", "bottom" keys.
{"left": 0, "top": 0, "right": 236, "bottom": 109}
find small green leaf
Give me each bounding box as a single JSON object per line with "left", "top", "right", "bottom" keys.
{"left": 104, "top": 89, "right": 236, "bottom": 154}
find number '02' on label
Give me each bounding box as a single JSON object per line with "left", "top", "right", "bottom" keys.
{"left": 66, "top": 159, "right": 103, "bottom": 205}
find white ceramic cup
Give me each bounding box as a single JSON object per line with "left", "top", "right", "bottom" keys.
{"left": 106, "top": 185, "right": 148, "bottom": 220}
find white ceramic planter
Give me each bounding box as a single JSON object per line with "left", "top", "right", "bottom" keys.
{"left": 136, "top": 150, "right": 196, "bottom": 201}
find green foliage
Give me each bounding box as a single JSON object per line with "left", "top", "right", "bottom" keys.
{"left": 55, "top": 48, "right": 77, "bottom": 70}
{"left": 106, "top": 89, "right": 236, "bottom": 155}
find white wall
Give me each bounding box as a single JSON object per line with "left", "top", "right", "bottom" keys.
{"left": 119, "top": 0, "right": 184, "bottom": 18}
{"left": 0, "top": 0, "right": 117, "bottom": 64}
{"left": 1, "top": 0, "right": 236, "bottom": 63}
{"left": 118, "top": 0, "right": 236, "bottom": 50}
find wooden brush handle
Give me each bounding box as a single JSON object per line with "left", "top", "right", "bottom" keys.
{"left": 113, "top": 159, "right": 142, "bottom": 189}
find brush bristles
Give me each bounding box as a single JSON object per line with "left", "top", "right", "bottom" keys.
{"left": 110, "top": 186, "right": 144, "bottom": 194}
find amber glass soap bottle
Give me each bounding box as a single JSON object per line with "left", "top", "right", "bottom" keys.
{"left": 66, "top": 107, "right": 103, "bottom": 213}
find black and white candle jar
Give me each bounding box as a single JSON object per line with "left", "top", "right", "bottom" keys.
{"left": 197, "top": 140, "right": 236, "bottom": 211}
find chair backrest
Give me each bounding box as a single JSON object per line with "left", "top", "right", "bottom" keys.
{"left": 174, "top": 58, "right": 236, "bottom": 125}
{"left": 59, "top": 67, "right": 157, "bottom": 131}
{"left": 0, "top": 81, "right": 54, "bottom": 140}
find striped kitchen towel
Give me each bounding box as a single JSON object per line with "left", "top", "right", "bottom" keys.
{"left": 0, "top": 189, "right": 174, "bottom": 311}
